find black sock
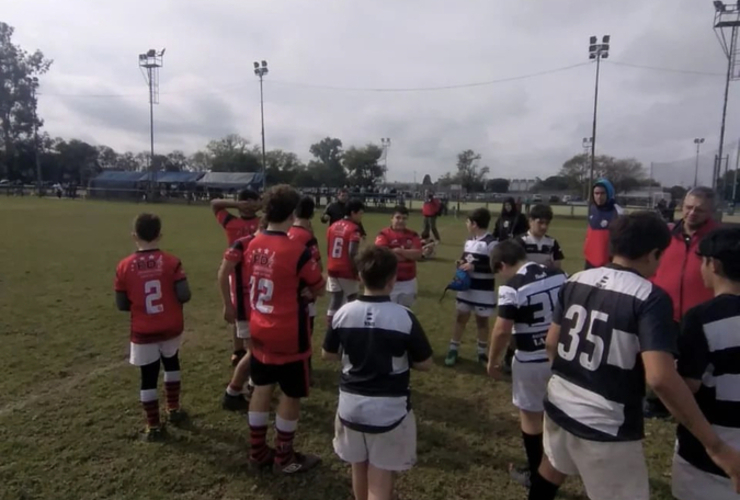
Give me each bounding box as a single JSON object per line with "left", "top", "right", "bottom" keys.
{"left": 528, "top": 471, "right": 559, "bottom": 500}
{"left": 522, "top": 431, "right": 544, "bottom": 475}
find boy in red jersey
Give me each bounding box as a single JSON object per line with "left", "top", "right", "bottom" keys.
{"left": 114, "top": 213, "right": 192, "bottom": 441}
{"left": 246, "top": 185, "right": 326, "bottom": 474}
{"left": 326, "top": 199, "right": 365, "bottom": 323}
{"left": 375, "top": 205, "right": 423, "bottom": 307}
{"left": 217, "top": 218, "right": 268, "bottom": 412}
{"left": 289, "top": 196, "right": 323, "bottom": 333}
{"left": 211, "top": 189, "right": 262, "bottom": 366}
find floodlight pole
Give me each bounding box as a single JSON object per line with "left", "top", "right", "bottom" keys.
{"left": 381, "top": 137, "right": 391, "bottom": 182}
{"left": 587, "top": 35, "right": 610, "bottom": 201}
{"left": 254, "top": 60, "right": 269, "bottom": 192}
{"left": 717, "top": 30, "right": 735, "bottom": 192}
{"left": 694, "top": 138, "right": 705, "bottom": 187}
{"left": 139, "top": 49, "right": 164, "bottom": 199}
{"left": 31, "top": 77, "right": 42, "bottom": 196}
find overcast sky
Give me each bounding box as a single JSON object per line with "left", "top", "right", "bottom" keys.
{"left": 4, "top": 0, "right": 739, "bottom": 184}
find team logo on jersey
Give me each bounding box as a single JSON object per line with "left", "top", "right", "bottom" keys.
{"left": 600, "top": 220, "right": 608, "bottom": 228}
{"left": 464, "top": 254, "right": 477, "bottom": 264}
{"left": 364, "top": 310, "right": 375, "bottom": 327}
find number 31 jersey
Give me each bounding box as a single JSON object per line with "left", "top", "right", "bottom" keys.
{"left": 247, "top": 230, "right": 325, "bottom": 364}
{"left": 545, "top": 264, "right": 677, "bottom": 442}
{"left": 114, "top": 249, "right": 187, "bottom": 344}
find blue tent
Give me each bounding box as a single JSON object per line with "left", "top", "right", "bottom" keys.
{"left": 88, "top": 171, "right": 149, "bottom": 199}
{"left": 155, "top": 171, "right": 205, "bottom": 184}
{"left": 196, "top": 172, "right": 263, "bottom": 191}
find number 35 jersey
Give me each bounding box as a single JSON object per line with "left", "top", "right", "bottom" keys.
{"left": 497, "top": 262, "right": 567, "bottom": 362}
{"left": 247, "top": 230, "right": 326, "bottom": 365}
{"left": 545, "top": 264, "right": 677, "bottom": 442}
{"left": 114, "top": 249, "right": 187, "bottom": 344}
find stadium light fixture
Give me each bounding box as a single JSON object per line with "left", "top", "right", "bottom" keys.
{"left": 587, "top": 36, "right": 610, "bottom": 201}
{"left": 254, "top": 60, "right": 269, "bottom": 191}
{"left": 693, "top": 138, "right": 705, "bottom": 187}
{"left": 138, "top": 48, "right": 165, "bottom": 200}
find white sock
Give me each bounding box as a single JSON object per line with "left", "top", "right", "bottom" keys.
{"left": 275, "top": 415, "right": 298, "bottom": 433}
{"left": 248, "top": 411, "right": 269, "bottom": 428}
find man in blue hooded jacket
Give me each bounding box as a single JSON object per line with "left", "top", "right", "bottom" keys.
{"left": 583, "top": 179, "right": 624, "bottom": 269}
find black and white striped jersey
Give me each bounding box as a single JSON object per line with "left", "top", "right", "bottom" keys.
{"left": 497, "top": 262, "right": 567, "bottom": 362}
{"left": 323, "top": 295, "right": 433, "bottom": 434}
{"left": 519, "top": 232, "right": 565, "bottom": 267}
{"left": 544, "top": 264, "right": 677, "bottom": 442}
{"left": 456, "top": 233, "right": 498, "bottom": 308}
{"left": 676, "top": 294, "right": 740, "bottom": 478}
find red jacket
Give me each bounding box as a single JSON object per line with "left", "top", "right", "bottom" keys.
{"left": 651, "top": 219, "right": 719, "bottom": 322}
{"left": 422, "top": 198, "right": 441, "bottom": 217}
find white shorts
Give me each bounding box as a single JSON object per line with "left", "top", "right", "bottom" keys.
{"left": 543, "top": 414, "right": 649, "bottom": 500}
{"left": 455, "top": 301, "right": 495, "bottom": 318}
{"left": 333, "top": 411, "right": 417, "bottom": 471}
{"left": 235, "top": 321, "right": 250, "bottom": 339}
{"left": 512, "top": 358, "right": 551, "bottom": 412}
{"left": 130, "top": 335, "right": 182, "bottom": 367}
{"left": 307, "top": 302, "right": 317, "bottom": 318}
{"left": 672, "top": 453, "right": 737, "bottom": 500}
{"left": 391, "top": 279, "right": 417, "bottom": 308}
{"left": 326, "top": 277, "right": 360, "bottom": 296}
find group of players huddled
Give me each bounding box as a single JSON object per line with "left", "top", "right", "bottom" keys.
{"left": 114, "top": 184, "right": 740, "bottom": 500}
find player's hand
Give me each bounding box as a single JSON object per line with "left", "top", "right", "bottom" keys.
{"left": 459, "top": 263, "right": 474, "bottom": 272}
{"left": 237, "top": 199, "right": 261, "bottom": 212}
{"left": 223, "top": 305, "right": 236, "bottom": 324}
{"left": 487, "top": 361, "right": 505, "bottom": 381}
{"left": 320, "top": 214, "right": 329, "bottom": 223}
{"left": 300, "top": 287, "right": 315, "bottom": 301}
{"left": 707, "top": 441, "right": 740, "bottom": 492}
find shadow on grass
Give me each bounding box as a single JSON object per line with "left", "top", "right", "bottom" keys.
{"left": 430, "top": 352, "right": 499, "bottom": 377}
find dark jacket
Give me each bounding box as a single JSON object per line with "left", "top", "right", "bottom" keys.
{"left": 651, "top": 218, "right": 719, "bottom": 322}
{"left": 584, "top": 179, "right": 623, "bottom": 267}
{"left": 493, "top": 197, "right": 528, "bottom": 241}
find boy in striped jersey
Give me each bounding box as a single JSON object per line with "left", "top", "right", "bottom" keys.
{"left": 486, "top": 239, "right": 567, "bottom": 488}
{"left": 531, "top": 212, "right": 740, "bottom": 500}
{"left": 673, "top": 227, "right": 740, "bottom": 500}
{"left": 519, "top": 204, "right": 564, "bottom": 269}
{"left": 445, "top": 208, "right": 498, "bottom": 367}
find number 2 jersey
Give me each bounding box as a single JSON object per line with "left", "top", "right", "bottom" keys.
{"left": 497, "top": 262, "right": 567, "bottom": 362}
{"left": 247, "top": 230, "right": 325, "bottom": 364}
{"left": 114, "top": 249, "right": 187, "bottom": 344}
{"left": 545, "top": 264, "right": 677, "bottom": 442}
{"left": 327, "top": 219, "right": 362, "bottom": 280}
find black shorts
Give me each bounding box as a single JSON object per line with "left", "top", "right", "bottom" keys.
{"left": 250, "top": 357, "right": 310, "bottom": 399}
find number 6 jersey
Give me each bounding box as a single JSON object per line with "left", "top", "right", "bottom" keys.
{"left": 114, "top": 249, "right": 187, "bottom": 344}
{"left": 545, "top": 264, "right": 677, "bottom": 442}
{"left": 247, "top": 230, "right": 326, "bottom": 365}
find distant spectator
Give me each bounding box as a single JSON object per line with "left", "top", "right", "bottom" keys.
{"left": 493, "top": 197, "right": 528, "bottom": 241}
{"left": 583, "top": 178, "right": 624, "bottom": 269}
{"left": 421, "top": 192, "right": 442, "bottom": 242}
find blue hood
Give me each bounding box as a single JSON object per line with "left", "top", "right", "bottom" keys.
{"left": 594, "top": 178, "right": 616, "bottom": 202}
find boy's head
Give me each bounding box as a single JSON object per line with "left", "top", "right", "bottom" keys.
{"left": 295, "top": 196, "right": 315, "bottom": 220}
{"left": 237, "top": 189, "right": 260, "bottom": 217}
{"left": 528, "top": 204, "right": 553, "bottom": 238}
{"left": 356, "top": 245, "right": 398, "bottom": 293}
{"left": 133, "top": 213, "right": 162, "bottom": 245}
{"left": 337, "top": 189, "right": 349, "bottom": 203}
{"left": 262, "top": 185, "right": 300, "bottom": 225}
{"left": 391, "top": 205, "right": 409, "bottom": 231}
{"left": 697, "top": 227, "right": 740, "bottom": 288}
{"left": 491, "top": 239, "right": 528, "bottom": 281}
{"left": 609, "top": 211, "right": 671, "bottom": 278}
{"left": 346, "top": 199, "right": 365, "bottom": 223}
{"left": 466, "top": 208, "right": 491, "bottom": 233}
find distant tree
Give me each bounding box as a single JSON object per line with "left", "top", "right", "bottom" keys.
{"left": 115, "top": 152, "right": 140, "bottom": 171}
{"left": 0, "top": 22, "right": 53, "bottom": 179}
{"left": 422, "top": 174, "right": 433, "bottom": 186}
{"left": 53, "top": 139, "right": 100, "bottom": 184}
{"left": 454, "top": 149, "right": 488, "bottom": 192}
{"left": 189, "top": 150, "right": 212, "bottom": 172}
{"left": 309, "top": 137, "right": 346, "bottom": 187}
{"left": 265, "top": 149, "right": 304, "bottom": 185}
{"left": 667, "top": 185, "right": 688, "bottom": 202}
{"left": 535, "top": 175, "right": 570, "bottom": 191}
{"left": 165, "top": 150, "right": 188, "bottom": 172}
{"left": 559, "top": 154, "right": 647, "bottom": 196}
{"left": 207, "top": 134, "right": 261, "bottom": 172}
{"left": 486, "top": 178, "right": 510, "bottom": 193}
{"left": 343, "top": 144, "right": 386, "bottom": 188}
{"left": 436, "top": 172, "right": 454, "bottom": 187}
{"left": 96, "top": 145, "right": 119, "bottom": 170}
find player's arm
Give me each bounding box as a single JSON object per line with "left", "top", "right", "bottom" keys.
{"left": 322, "top": 317, "right": 342, "bottom": 361}
{"left": 407, "top": 312, "right": 433, "bottom": 371}
{"left": 217, "top": 258, "right": 238, "bottom": 323}
{"left": 175, "top": 279, "right": 191, "bottom": 304}
{"left": 395, "top": 234, "right": 423, "bottom": 261}
{"left": 320, "top": 202, "right": 334, "bottom": 223}
{"left": 348, "top": 236, "right": 361, "bottom": 277}
{"left": 676, "top": 309, "right": 710, "bottom": 395}
{"left": 114, "top": 263, "right": 131, "bottom": 311}
{"left": 552, "top": 239, "right": 565, "bottom": 269}
{"left": 115, "top": 291, "right": 131, "bottom": 311}
{"left": 299, "top": 249, "right": 326, "bottom": 298}
{"left": 211, "top": 198, "right": 239, "bottom": 217}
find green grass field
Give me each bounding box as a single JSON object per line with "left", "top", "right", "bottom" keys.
{"left": 0, "top": 198, "right": 678, "bottom": 500}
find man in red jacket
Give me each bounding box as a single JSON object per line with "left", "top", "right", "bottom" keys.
{"left": 647, "top": 186, "right": 719, "bottom": 419}
{"left": 421, "top": 191, "right": 442, "bottom": 242}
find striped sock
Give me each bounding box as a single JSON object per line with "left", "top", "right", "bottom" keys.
{"left": 477, "top": 340, "right": 488, "bottom": 356}
{"left": 274, "top": 416, "right": 298, "bottom": 465}
{"left": 163, "top": 371, "right": 181, "bottom": 411}
{"left": 140, "top": 389, "right": 160, "bottom": 429}
{"left": 248, "top": 412, "right": 270, "bottom": 462}
{"left": 448, "top": 340, "right": 460, "bottom": 352}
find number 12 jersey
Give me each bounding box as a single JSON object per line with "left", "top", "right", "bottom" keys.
{"left": 545, "top": 264, "right": 677, "bottom": 442}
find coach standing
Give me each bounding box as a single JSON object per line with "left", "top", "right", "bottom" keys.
{"left": 321, "top": 189, "right": 349, "bottom": 225}
{"left": 583, "top": 178, "right": 624, "bottom": 269}
{"left": 421, "top": 191, "right": 442, "bottom": 242}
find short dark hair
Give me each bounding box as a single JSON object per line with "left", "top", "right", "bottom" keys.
{"left": 356, "top": 245, "right": 398, "bottom": 290}
{"left": 609, "top": 211, "right": 671, "bottom": 260}
{"left": 134, "top": 213, "right": 161, "bottom": 242}
{"left": 295, "top": 196, "right": 315, "bottom": 219}
{"left": 467, "top": 208, "right": 491, "bottom": 229}
{"left": 262, "top": 185, "right": 300, "bottom": 223}
{"left": 490, "top": 239, "right": 527, "bottom": 272}
{"left": 697, "top": 227, "right": 740, "bottom": 281}
{"left": 238, "top": 189, "right": 259, "bottom": 201}
{"left": 529, "top": 204, "right": 553, "bottom": 221}
{"left": 346, "top": 198, "right": 365, "bottom": 216}
{"left": 393, "top": 205, "right": 409, "bottom": 216}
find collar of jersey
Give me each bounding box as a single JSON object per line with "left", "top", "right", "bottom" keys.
{"left": 262, "top": 229, "right": 288, "bottom": 237}
{"left": 517, "top": 261, "right": 539, "bottom": 274}
{"left": 473, "top": 232, "right": 492, "bottom": 240}
{"left": 136, "top": 248, "right": 160, "bottom": 253}
{"left": 604, "top": 263, "right": 643, "bottom": 277}
{"left": 358, "top": 295, "right": 391, "bottom": 303}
